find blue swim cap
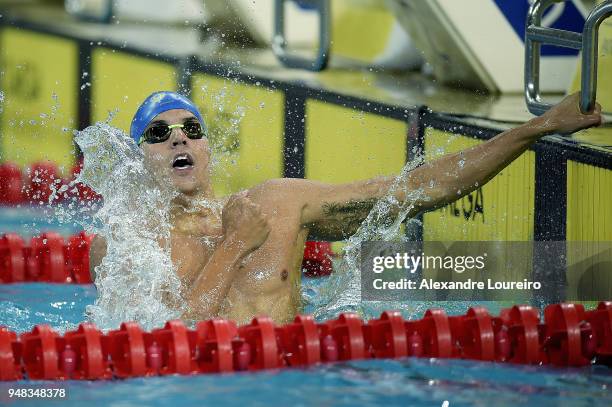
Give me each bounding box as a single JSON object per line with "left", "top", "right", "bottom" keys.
{"left": 130, "top": 91, "right": 206, "bottom": 145}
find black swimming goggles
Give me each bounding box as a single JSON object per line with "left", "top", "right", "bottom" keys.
{"left": 139, "top": 120, "right": 206, "bottom": 145}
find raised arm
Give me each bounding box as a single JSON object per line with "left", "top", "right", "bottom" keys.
{"left": 296, "top": 93, "right": 602, "bottom": 240}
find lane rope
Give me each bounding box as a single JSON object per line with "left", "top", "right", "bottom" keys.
{"left": 1, "top": 302, "right": 610, "bottom": 380}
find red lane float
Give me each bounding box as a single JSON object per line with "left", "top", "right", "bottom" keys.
{"left": 418, "top": 309, "right": 453, "bottom": 358}
{"left": 28, "top": 232, "right": 71, "bottom": 283}
{"left": 61, "top": 323, "right": 112, "bottom": 379}
{"left": 0, "top": 163, "right": 24, "bottom": 205}
{"left": 0, "top": 234, "right": 26, "bottom": 283}
{"left": 104, "top": 322, "right": 148, "bottom": 378}
{"left": 585, "top": 302, "right": 612, "bottom": 364}
{"left": 0, "top": 233, "right": 90, "bottom": 284}
{"left": 65, "top": 232, "right": 94, "bottom": 284}
{"left": 20, "top": 325, "right": 61, "bottom": 380}
{"left": 0, "top": 232, "right": 333, "bottom": 283}
{"left": 195, "top": 319, "right": 237, "bottom": 373}
{"left": 0, "top": 302, "right": 611, "bottom": 381}
{"left": 449, "top": 307, "right": 495, "bottom": 361}
{"left": 302, "top": 241, "right": 333, "bottom": 277}
{"left": 0, "top": 327, "right": 21, "bottom": 380}
{"left": 365, "top": 311, "right": 408, "bottom": 359}
{"left": 321, "top": 313, "right": 366, "bottom": 361}
{"left": 0, "top": 161, "right": 101, "bottom": 206}
{"left": 276, "top": 315, "right": 320, "bottom": 366}
{"left": 24, "top": 162, "right": 60, "bottom": 204}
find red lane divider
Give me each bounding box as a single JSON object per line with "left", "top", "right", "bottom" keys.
{"left": 0, "top": 232, "right": 332, "bottom": 283}
{"left": 0, "top": 302, "right": 610, "bottom": 380}
{"left": 0, "top": 161, "right": 101, "bottom": 206}
{"left": 0, "top": 232, "right": 93, "bottom": 284}
{"left": 0, "top": 163, "right": 23, "bottom": 205}
{"left": 0, "top": 234, "right": 26, "bottom": 283}
{"left": 302, "top": 241, "right": 333, "bottom": 277}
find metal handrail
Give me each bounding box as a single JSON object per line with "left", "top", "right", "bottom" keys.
{"left": 525, "top": 0, "right": 612, "bottom": 115}
{"left": 272, "top": 0, "right": 330, "bottom": 71}
{"left": 581, "top": 1, "right": 612, "bottom": 112}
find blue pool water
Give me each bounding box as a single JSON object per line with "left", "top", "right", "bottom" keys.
{"left": 0, "top": 206, "right": 83, "bottom": 239}
{"left": 1, "top": 283, "right": 611, "bottom": 407}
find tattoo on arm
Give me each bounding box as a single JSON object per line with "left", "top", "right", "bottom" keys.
{"left": 322, "top": 198, "right": 379, "bottom": 224}
{"left": 310, "top": 198, "right": 381, "bottom": 239}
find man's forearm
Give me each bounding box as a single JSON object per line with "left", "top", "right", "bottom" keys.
{"left": 405, "top": 115, "right": 553, "bottom": 213}
{"left": 182, "top": 237, "right": 246, "bottom": 320}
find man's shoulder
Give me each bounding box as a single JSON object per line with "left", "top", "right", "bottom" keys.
{"left": 247, "top": 178, "right": 310, "bottom": 204}
{"left": 250, "top": 178, "right": 307, "bottom": 194}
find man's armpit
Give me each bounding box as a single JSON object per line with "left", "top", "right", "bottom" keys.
{"left": 306, "top": 198, "right": 380, "bottom": 240}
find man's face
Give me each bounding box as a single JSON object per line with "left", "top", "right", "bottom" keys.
{"left": 141, "top": 109, "right": 211, "bottom": 195}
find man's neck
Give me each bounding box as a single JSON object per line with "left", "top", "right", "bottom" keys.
{"left": 169, "top": 187, "right": 223, "bottom": 235}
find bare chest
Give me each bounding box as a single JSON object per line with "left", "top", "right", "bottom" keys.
{"left": 232, "top": 215, "right": 308, "bottom": 290}
{"left": 170, "top": 210, "right": 307, "bottom": 292}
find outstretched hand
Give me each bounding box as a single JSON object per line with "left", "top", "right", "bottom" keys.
{"left": 538, "top": 92, "right": 603, "bottom": 135}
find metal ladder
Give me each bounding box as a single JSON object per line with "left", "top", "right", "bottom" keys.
{"left": 272, "top": 0, "right": 330, "bottom": 71}
{"left": 525, "top": 0, "right": 612, "bottom": 115}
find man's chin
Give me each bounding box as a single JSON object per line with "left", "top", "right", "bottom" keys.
{"left": 173, "top": 182, "right": 199, "bottom": 195}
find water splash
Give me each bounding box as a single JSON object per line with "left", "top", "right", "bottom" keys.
{"left": 72, "top": 122, "right": 184, "bottom": 331}
{"left": 310, "top": 156, "right": 430, "bottom": 320}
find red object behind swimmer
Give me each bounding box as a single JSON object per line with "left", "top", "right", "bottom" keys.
{"left": 0, "top": 163, "right": 24, "bottom": 205}
{"left": 24, "top": 162, "right": 60, "bottom": 204}
{"left": 71, "top": 161, "right": 101, "bottom": 202}
{"left": 302, "top": 241, "right": 333, "bottom": 277}
{"left": 65, "top": 232, "right": 94, "bottom": 284}
{"left": 0, "top": 234, "right": 334, "bottom": 284}
{"left": 27, "top": 233, "right": 71, "bottom": 283}
{"left": 0, "top": 234, "right": 26, "bottom": 283}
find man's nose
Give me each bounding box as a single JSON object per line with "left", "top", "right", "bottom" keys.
{"left": 169, "top": 127, "right": 188, "bottom": 147}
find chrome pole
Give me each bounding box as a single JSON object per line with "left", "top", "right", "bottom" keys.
{"left": 525, "top": 0, "right": 612, "bottom": 115}
{"left": 272, "top": 0, "right": 330, "bottom": 71}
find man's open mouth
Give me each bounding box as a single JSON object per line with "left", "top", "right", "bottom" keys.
{"left": 172, "top": 153, "right": 194, "bottom": 170}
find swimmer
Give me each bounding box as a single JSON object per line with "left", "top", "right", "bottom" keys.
{"left": 89, "top": 91, "right": 602, "bottom": 324}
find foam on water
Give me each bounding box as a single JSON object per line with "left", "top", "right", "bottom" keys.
{"left": 311, "top": 156, "right": 430, "bottom": 320}
{"left": 72, "top": 122, "right": 184, "bottom": 331}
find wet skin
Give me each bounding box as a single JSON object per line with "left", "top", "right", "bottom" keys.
{"left": 90, "top": 93, "right": 602, "bottom": 324}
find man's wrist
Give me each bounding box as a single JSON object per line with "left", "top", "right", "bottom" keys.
{"left": 526, "top": 114, "right": 558, "bottom": 138}
{"left": 220, "top": 234, "right": 249, "bottom": 262}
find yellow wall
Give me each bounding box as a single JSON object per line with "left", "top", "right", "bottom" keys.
{"left": 566, "top": 161, "right": 612, "bottom": 301}
{"left": 331, "top": 0, "right": 396, "bottom": 63}
{"left": 0, "top": 28, "right": 78, "bottom": 173}
{"left": 191, "top": 74, "right": 285, "bottom": 196}
{"left": 305, "top": 100, "right": 407, "bottom": 250}
{"left": 91, "top": 48, "right": 176, "bottom": 133}
{"left": 420, "top": 128, "right": 536, "bottom": 300}
{"left": 567, "top": 161, "right": 612, "bottom": 242}
{"left": 423, "top": 128, "right": 535, "bottom": 241}
{"left": 305, "top": 100, "right": 407, "bottom": 183}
